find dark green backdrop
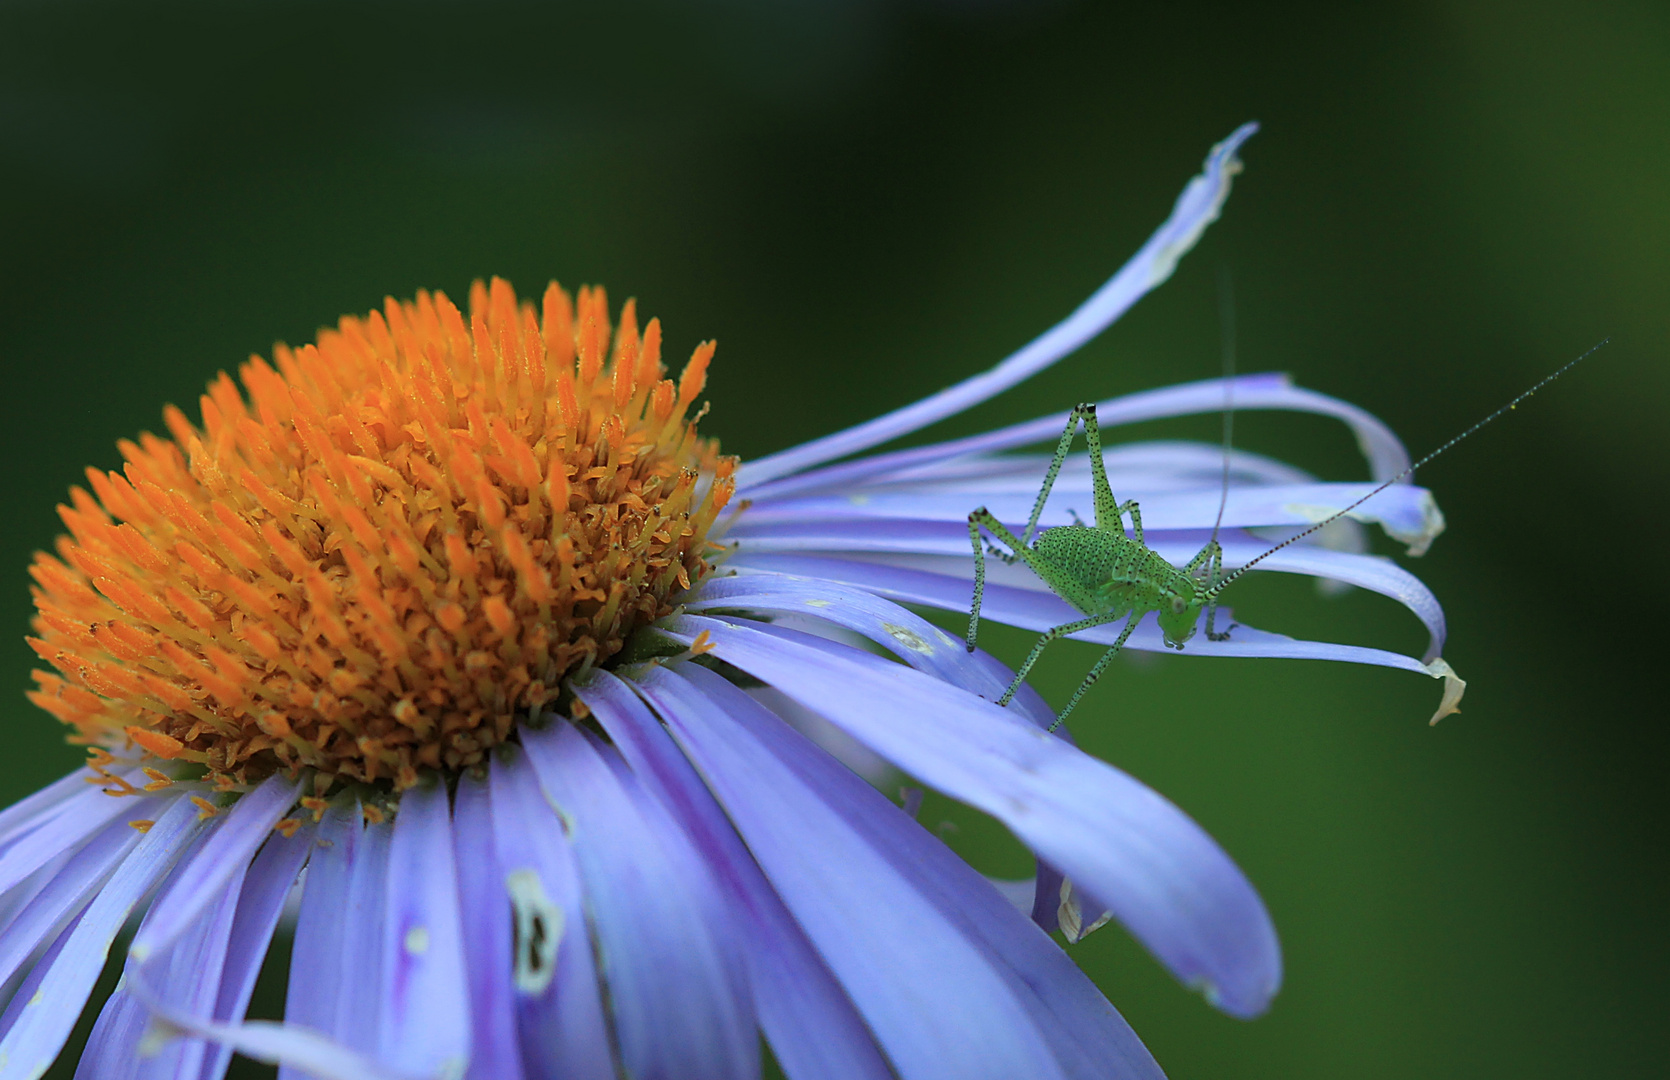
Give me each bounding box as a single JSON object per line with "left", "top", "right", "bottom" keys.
{"left": 1, "top": 3, "right": 1664, "bottom": 1077}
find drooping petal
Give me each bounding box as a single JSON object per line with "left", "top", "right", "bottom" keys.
{"left": 130, "top": 773, "right": 301, "bottom": 964}
{"left": 638, "top": 662, "right": 1166, "bottom": 1080}
{"left": 109, "top": 833, "right": 247, "bottom": 1080}
{"left": 486, "top": 746, "right": 614, "bottom": 1080}
{"left": 0, "top": 812, "right": 149, "bottom": 991}
{"left": 196, "top": 824, "right": 315, "bottom": 1080}
{"left": 743, "top": 370, "right": 1409, "bottom": 503}
{"left": 377, "top": 780, "right": 471, "bottom": 1079}
{"left": 575, "top": 671, "right": 894, "bottom": 1080}
{"left": 728, "top": 525, "right": 1447, "bottom": 664}
{"left": 737, "top": 124, "right": 1259, "bottom": 489}
{"left": 0, "top": 763, "right": 140, "bottom": 851}
{"left": 0, "top": 783, "right": 166, "bottom": 900}
{"left": 280, "top": 805, "right": 394, "bottom": 1080}
{"left": 0, "top": 794, "right": 202, "bottom": 1075}
{"left": 665, "top": 613, "right": 1282, "bottom": 1018}
{"left": 520, "top": 721, "right": 758, "bottom": 1080}
{"left": 281, "top": 802, "right": 361, "bottom": 1071}
{"left": 452, "top": 771, "right": 524, "bottom": 1080}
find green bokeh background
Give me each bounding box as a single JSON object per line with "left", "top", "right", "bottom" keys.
{"left": 2, "top": 2, "right": 1665, "bottom": 1077}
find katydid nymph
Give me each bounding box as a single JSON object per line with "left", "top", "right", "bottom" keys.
{"left": 966, "top": 341, "right": 1608, "bottom": 731}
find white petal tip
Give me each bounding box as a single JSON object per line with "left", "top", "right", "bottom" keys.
{"left": 1424, "top": 658, "right": 1466, "bottom": 725}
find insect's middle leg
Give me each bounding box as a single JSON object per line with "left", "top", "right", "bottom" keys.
{"left": 1050, "top": 610, "right": 1142, "bottom": 731}
{"left": 999, "top": 608, "right": 1132, "bottom": 707}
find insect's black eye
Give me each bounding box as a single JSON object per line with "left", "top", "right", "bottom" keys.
{"left": 1171, "top": 597, "right": 1185, "bottom": 614}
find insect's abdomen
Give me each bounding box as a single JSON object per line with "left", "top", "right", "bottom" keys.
{"left": 1033, "top": 526, "right": 1147, "bottom": 614}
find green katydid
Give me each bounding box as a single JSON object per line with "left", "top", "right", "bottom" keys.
{"left": 966, "top": 340, "right": 1608, "bottom": 731}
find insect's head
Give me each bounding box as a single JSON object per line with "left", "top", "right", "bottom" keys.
{"left": 1157, "top": 579, "right": 1199, "bottom": 649}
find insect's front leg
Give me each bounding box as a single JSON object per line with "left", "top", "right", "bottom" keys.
{"left": 1201, "top": 541, "right": 1237, "bottom": 641}
{"left": 968, "top": 507, "right": 1027, "bottom": 653}
{"left": 1051, "top": 610, "right": 1142, "bottom": 731}
{"left": 1000, "top": 608, "right": 1131, "bottom": 707}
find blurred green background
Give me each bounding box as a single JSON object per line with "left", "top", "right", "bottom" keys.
{"left": 1, "top": 2, "right": 1665, "bottom": 1077}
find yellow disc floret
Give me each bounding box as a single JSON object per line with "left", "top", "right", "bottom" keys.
{"left": 27, "top": 278, "right": 733, "bottom": 791}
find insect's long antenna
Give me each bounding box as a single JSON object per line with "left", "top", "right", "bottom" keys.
{"left": 1205, "top": 337, "right": 1610, "bottom": 598}
{"left": 1210, "top": 264, "right": 1237, "bottom": 547}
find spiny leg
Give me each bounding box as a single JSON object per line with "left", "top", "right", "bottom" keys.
{"left": 1201, "top": 541, "right": 1236, "bottom": 641}
{"left": 1116, "top": 499, "right": 1143, "bottom": 543}
{"left": 968, "top": 508, "right": 1035, "bottom": 653}
{"left": 999, "top": 608, "right": 1132, "bottom": 706}
{"left": 1079, "top": 403, "right": 1122, "bottom": 532}
{"left": 1050, "top": 610, "right": 1142, "bottom": 731}
{"left": 1021, "top": 405, "right": 1091, "bottom": 547}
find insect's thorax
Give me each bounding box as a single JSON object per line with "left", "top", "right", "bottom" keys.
{"left": 1033, "top": 525, "right": 1197, "bottom": 615}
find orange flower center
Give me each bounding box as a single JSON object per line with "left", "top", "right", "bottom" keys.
{"left": 27, "top": 278, "right": 733, "bottom": 791}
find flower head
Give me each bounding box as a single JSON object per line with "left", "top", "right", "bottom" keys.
{"left": 0, "top": 123, "right": 1460, "bottom": 1080}
{"left": 29, "top": 280, "right": 730, "bottom": 790}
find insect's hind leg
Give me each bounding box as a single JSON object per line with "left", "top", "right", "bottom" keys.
{"left": 1050, "top": 610, "right": 1142, "bottom": 731}
{"left": 999, "top": 608, "right": 1131, "bottom": 707}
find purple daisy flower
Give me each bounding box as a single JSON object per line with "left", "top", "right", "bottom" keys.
{"left": 3, "top": 122, "right": 1458, "bottom": 1080}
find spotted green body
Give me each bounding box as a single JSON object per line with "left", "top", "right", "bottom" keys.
{"left": 969, "top": 339, "right": 1608, "bottom": 731}
{"left": 967, "top": 402, "right": 1230, "bottom": 730}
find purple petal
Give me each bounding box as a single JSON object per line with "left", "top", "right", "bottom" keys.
{"left": 736, "top": 481, "right": 1438, "bottom": 554}
{"left": 0, "top": 764, "right": 140, "bottom": 850}
{"left": 377, "top": 780, "right": 471, "bottom": 1078}
{"left": 0, "top": 812, "right": 150, "bottom": 990}
{"left": 745, "top": 368, "right": 1412, "bottom": 504}
{"left": 452, "top": 771, "right": 524, "bottom": 1080}
{"left": 486, "top": 747, "right": 615, "bottom": 1080}
{"left": 639, "top": 662, "right": 1166, "bottom": 1080}
{"left": 667, "top": 613, "right": 1282, "bottom": 1018}
{"left": 729, "top": 550, "right": 1447, "bottom": 669}
{"left": 577, "top": 671, "right": 895, "bottom": 1080}
{"left": 123, "top": 837, "right": 248, "bottom": 1080}
{"left": 196, "top": 824, "right": 315, "bottom": 1080}
{"left": 0, "top": 783, "right": 167, "bottom": 900}
{"left": 520, "top": 722, "right": 758, "bottom": 1080}
{"left": 281, "top": 803, "right": 361, "bottom": 1064}
{"left": 130, "top": 773, "right": 301, "bottom": 964}
{"left": 737, "top": 124, "right": 1258, "bottom": 490}
{"left": 0, "top": 794, "right": 202, "bottom": 1075}
{"left": 281, "top": 804, "right": 393, "bottom": 1076}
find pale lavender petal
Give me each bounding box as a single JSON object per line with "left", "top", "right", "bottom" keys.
{"left": 577, "top": 672, "right": 894, "bottom": 1080}
{"left": 130, "top": 773, "right": 301, "bottom": 964}
{"left": 129, "top": 839, "right": 247, "bottom": 1080}
{"left": 745, "top": 371, "right": 1410, "bottom": 503}
{"left": 0, "top": 764, "right": 140, "bottom": 850}
{"left": 0, "top": 794, "right": 202, "bottom": 1075}
{"left": 0, "top": 811, "right": 150, "bottom": 990}
{"left": 737, "top": 480, "right": 1436, "bottom": 548}
{"left": 281, "top": 805, "right": 392, "bottom": 1080}
{"left": 0, "top": 784, "right": 166, "bottom": 900}
{"left": 452, "top": 771, "right": 523, "bottom": 1080}
{"left": 838, "top": 440, "right": 1316, "bottom": 495}
{"left": 737, "top": 124, "right": 1258, "bottom": 490}
{"left": 728, "top": 521, "right": 1447, "bottom": 663}
{"left": 666, "top": 613, "right": 1282, "bottom": 1018}
{"left": 195, "top": 824, "right": 315, "bottom": 1080}
{"left": 520, "top": 722, "right": 758, "bottom": 1080}
{"left": 377, "top": 780, "right": 470, "bottom": 1079}
{"left": 281, "top": 802, "right": 362, "bottom": 1075}
{"left": 0, "top": 910, "right": 78, "bottom": 1042}
{"left": 486, "top": 747, "right": 614, "bottom": 1080}
{"left": 642, "top": 663, "right": 1167, "bottom": 1080}
{"left": 76, "top": 973, "right": 150, "bottom": 1080}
